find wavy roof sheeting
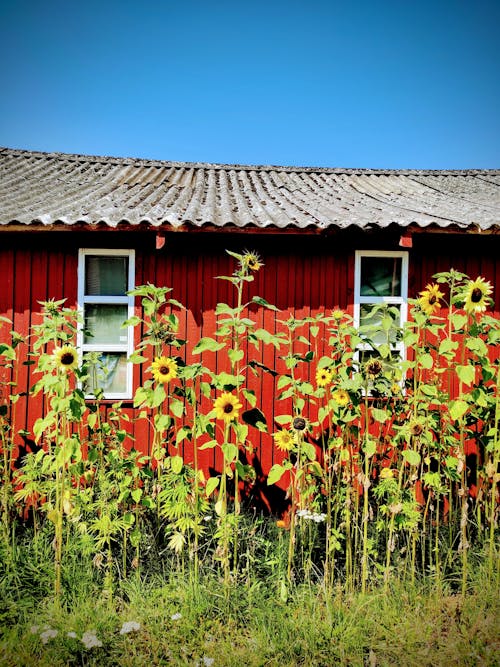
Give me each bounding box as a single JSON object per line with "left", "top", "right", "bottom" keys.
{"left": 1, "top": 148, "right": 499, "bottom": 231}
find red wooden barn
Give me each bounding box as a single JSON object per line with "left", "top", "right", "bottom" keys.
{"left": 1, "top": 147, "right": 499, "bottom": 502}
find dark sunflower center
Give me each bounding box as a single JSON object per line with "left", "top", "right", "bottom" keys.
{"left": 160, "top": 366, "right": 169, "bottom": 374}
{"left": 429, "top": 295, "right": 437, "bottom": 304}
{"left": 471, "top": 288, "right": 483, "bottom": 303}
{"left": 367, "top": 361, "right": 382, "bottom": 375}
{"left": 61, "top": 353, "right": 75, "bottom": 365}
{"left": 411, "top": 423, "right": 424, "bottom": 436}
{"left": 293, "top": 417, "right": 306, "bottom": 431}
{"left": 223, "top": 403, "right": 234, "bottom": 414}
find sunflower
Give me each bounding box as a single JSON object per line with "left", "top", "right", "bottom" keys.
{"left": 409, "top": 419, "right": 424, "bottom": 437}
{"left": 462, "top": 276, "right": 493, "bottom": 314}
{"left": 53, "top": 345, "right": 79, "bottom": 372}
{"left": 292, "top": 417, "right": 307, "bottom": 432}
{"left": 273, "top": 429, "right": 294, "bottom": 452}
{"left": 364, "top": 358, "right": 383, "bottom": 379}
{"left": 331, "top": 308, "right": 345, "bottom": 321}
{"left": 332, "top": 389, "right": 350, "bottom": 407}
{"left": 316, "top": 367, "right": 333, "bottom": 388}
{"left": 418, "top": 283, "right": 445, "bottom": 316}
{"left": 151, "top": 356, "right": 177, "bottom": 384}
{"left": 242, "top": 250, "right": 263, "bottom": 273}
{"left": 213, "top": 392, "right": 243, "bottom": 423}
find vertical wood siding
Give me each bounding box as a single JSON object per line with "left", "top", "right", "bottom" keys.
{"left": 1, "top": 230, "right": 499, "bottom": 503}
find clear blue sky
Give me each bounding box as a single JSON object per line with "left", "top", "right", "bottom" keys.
{"left": 1, "top": 0, "right": 498, "bottom": 168}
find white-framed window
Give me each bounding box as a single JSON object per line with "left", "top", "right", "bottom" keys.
{"left": 77, "top": 249, "right": 135, "bottom": 399}
{"left": 353, "top": 250, "right": 409, "bottom": 364}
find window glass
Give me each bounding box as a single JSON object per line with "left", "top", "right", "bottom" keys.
{"left": 84, "top": 305, "right": 129, "bottom": 345}
{"left": 354, "top": 251, "right": 408, "bottom": 389}
{"left": 359, "top": 304, "right": 401, "bottom": 346}
{"left": 79, "top": 249, "right": 134, "bottom": 399}
{"left": 85, "top": 256, "right": 129, "bottom": 296}
{"left": 85, "top": 353, "right": 128, "bottom": 395}
{"left": 360, "top": 257, "right": 402, "bottom": 297}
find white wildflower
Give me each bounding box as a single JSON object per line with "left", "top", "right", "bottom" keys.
{"left": 119, "top": 620, "right": 141, "bottom": 635}
{"left": 40, "top": 627, "right": 58, "bottom": 644}
{"left": 67, "top": 631, "right": 78, "bottom": 639}
{"left": 203, "top": 657, "right": 215, "bottom": 667}
{"left": 171, "top": 612, "right": 182, "bottom": 621}
{"left": 296, "top": 509, "right": 326, "bottom": 522}
{"left": 81, "top": 630, "right": 102, "bottom": 649}
{"left": 30, "top": 625, "right": 40, "bottom": 634}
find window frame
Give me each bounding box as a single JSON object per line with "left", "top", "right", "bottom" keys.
{"left": 77, "top": 248, "right": 135, "bottom": 400}
{"left": 353, "top": 250, "right": 409, "bottom": 362}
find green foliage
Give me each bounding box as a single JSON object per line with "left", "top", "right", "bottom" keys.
{"left": 0, "top": 256, "right": 498, "bottom": 611}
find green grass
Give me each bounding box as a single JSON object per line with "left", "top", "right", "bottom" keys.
{"left": 1, "top": 542, "right": 499, "bottom": 667}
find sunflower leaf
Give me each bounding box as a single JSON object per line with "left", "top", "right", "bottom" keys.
{"left": 221, "top": 443, "right": 238, "bottom": 463}
{"left": 456, "top": 364, "right": 476, "bottom": 386}
{"left": 205, "top": 476, "right": 219, "bottom": 497}
{"left": 175, "top": 426, "right": 192, "bottom": 446}
{"left": 242, "top": 388, "right": 257, "bottom": 407}
{"left": 438, "top": 339, "right": 459, "bottom": 358}
{"left": 251, "top": 296, "right": 279, "bottom": 311}
{"left": 466, "top": 337, "right": 488, "bottom": 357}
{"left": 228, "top": 348, "right": 244, "bottom": 364}
{"left": 170, "top": 399, "right": 185, "bottom": 419}
{"left": 418, "top": 353, "right": 434, "bottom": 369}
{"left": 402, "top": 449, "right": 421, "bottom": 466}
{"left": 192, "top": 337, "right": 226, "bottom": 354}
{"left": 267, "top": 464, "right": 286, "bottom": 486}
{"left": 449, "top": 399, "right": 469, "bottom": 421}
{"left": 170, "top": 455, "right": 184, "bottom": 475}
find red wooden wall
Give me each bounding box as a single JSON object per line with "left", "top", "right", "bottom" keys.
{"left": 1, "top": 227, "right": 499, "bottom": 504}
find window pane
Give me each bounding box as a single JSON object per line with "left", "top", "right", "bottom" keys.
{"left": 85, "top": 353, "right": 128, "bottom": 395}
{"left": 84, "top": 305, "right": 128, "bottom": 344}
{"left": 85, "top": 256, "right": 129, "bottom": 296}
{"left": 360, "top": 257, "right": 402, "bottom": 297}
{"left": 360, "top": 304, "right": 401, "bottom": 345}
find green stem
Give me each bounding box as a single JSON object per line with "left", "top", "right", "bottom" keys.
{"left": 488, "top": 365, "right": 500, "bottom": 577}
{"left": 361, "top": 391, "right": 370, "bottom": 594}
{"left": 221, "top": 422, "right": 230, "bottom": 593}
{"left": 192, "top": 377, "right": 200, "bottom": 590}
{"left": 384, "top": 459, "right": 405, "bottom": 592}
{"left": 457, "top": 328, "right": 468, "bottom": 596}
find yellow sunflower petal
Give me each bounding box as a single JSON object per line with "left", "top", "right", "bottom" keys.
{"left": 242, "top": 250, "right": 263, "bottom": 272}
{"left": 273, "top": 430, "right": 294, "bottom": 452}
{"left": 315, "top": 367, "right": 333, "bottom": 388}
{"left": 151, "top": 356, "right": 178, "bottom": 384}
{"left": 213, "top": 392, "right": 243, "bottom": 422}
{"left": 463, "top": 276, "right": 493, "bottom": 314}
{"left": 53, "top": 345, "right": 79, "bottom": 372}
{"left": 332, "top": 389, "right": 350, "bottom": 407}
{"left": 418, "top": 283, "right": 445, "bottom": 316}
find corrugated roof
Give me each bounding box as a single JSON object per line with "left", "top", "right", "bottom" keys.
{"left": 1, "top": 147, "right": 499, "bottom": 231}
